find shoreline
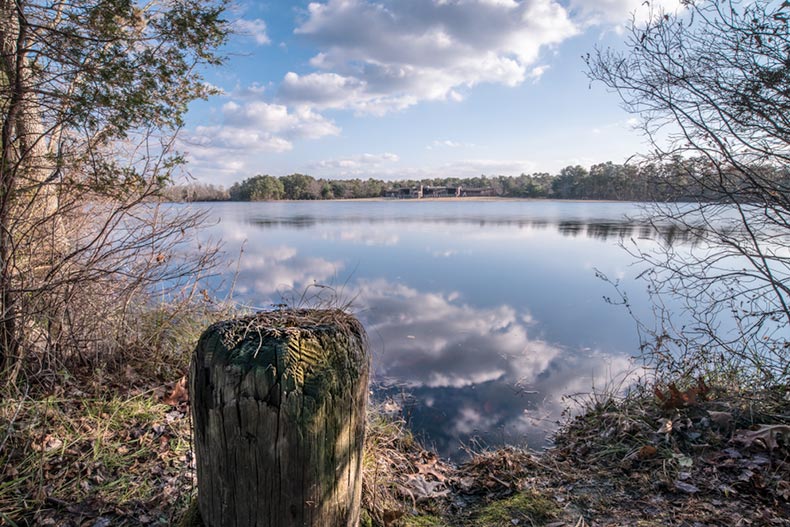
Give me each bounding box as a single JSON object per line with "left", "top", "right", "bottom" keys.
{"left": 178, "top": 196, "right": 633, "bottom": 204}
{"left": 5, "top": 352, "right": 788, "bottom": 526}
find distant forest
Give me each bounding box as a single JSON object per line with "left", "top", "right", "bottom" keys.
{"left": 165, "top": 159, "right": 790, "bottom": 202}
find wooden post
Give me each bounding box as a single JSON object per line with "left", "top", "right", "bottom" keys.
{"left": 189, "top": 309, "right": 369, "bottom": 527}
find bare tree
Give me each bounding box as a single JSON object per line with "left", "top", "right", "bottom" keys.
{"left": 0, "top": 0, "right": 228, "bottom": 383}
{"left": 587, "top": 0, "right": 790, "bottom": 383}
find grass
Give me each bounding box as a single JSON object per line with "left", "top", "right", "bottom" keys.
{"left": 473, "top": 492, "right": 559, "bottom": 526}
{"left": 0, "top": 299, "right": 224, "bottom": 526}
{"left": 0, "top": 389, "right": 195, "bottom": 526}
{"left": 401, "top": 514, "right": 450, "bottom": 526}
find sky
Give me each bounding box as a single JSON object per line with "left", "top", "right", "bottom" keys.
{"left": 181, "top": 0, "right": 682, "bottom": 186}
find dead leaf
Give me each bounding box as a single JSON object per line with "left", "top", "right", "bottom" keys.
{"left": 165, "top": 410, "right": 183, "bottom": 422}
{"left": 456, "top": 475, "right": 475, "bottom": 493}
{"left": 41, "top": 435, "right": 63, "bottom": 453}
{"left": 675, "top": 454, "right": 693, "bottom": 468}
{"left": 708, "top": 411, "right": 733, "bottom": 430}
{"left": 656, "top": 418, "right": 673, "bottom": 434}
{"left": 637, "top": 445, "right": 658, "bottom": 459}
{"left": 777, "top": 480, "right": 790, "bottom": 501}
{"left": 738, "top": 469, "right": 755, "bottom": 482}
{"left": 654, "top": 378, "right": 709, "bottom": 410}
{"left": 163, "top": 376, "right": 188, "bottom": 407}
{"left": 717, "top": 484, "right": 737, "bottom": 496}
{"left": 415, "top": 452, "right": 449, "bottom": 482}
{"left": 674, "top": 480, "right": 700, "bottom": 494}
{"left": 733, "top": 424, "right": 790, "bottom": 451}
{"left": 405, "top": 474, "right": 450, "bottom": 500}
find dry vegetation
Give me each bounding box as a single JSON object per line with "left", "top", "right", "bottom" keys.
{"left": 4, "top": 326, "right": 788, "bottom": 527}
{"left": 358, "top": 379, "right": 790, "bottom": 527}
{"left": 0, "top": 301, "right": 221, "bottom": 526}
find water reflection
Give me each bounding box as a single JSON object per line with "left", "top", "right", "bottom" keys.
{"left": 354, "top": 278, "right": 637, "bottom": 458}
{"left": 205, "top": 220, "right": 344, "bottom": 299}
{"left": 356, "top": 279, "right": 558, "bottom": 388}
{"left": 189, "top": 201, "right": 677, "bottom": 460}
{"left": 380, "top": 351, "right": 637, "bottom": 458}
{"left": 249, "top": 215, "right": 698, "bottom": 244}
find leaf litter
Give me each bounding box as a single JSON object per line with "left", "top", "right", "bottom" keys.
{"left": 0, "top": 371, "right": 196, "bottom": 526}
{"left": 3, "top": 371, "right": 790, "bottom": 526}
{"left": 360, "top": 382, "right": 790, "bottom": 526}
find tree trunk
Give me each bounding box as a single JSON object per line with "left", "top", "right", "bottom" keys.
{"left": 0, "top": 0, "right": 66, "bottom": 375}
{"left": 190, "top": 309, "right": 369, "bottom": 527}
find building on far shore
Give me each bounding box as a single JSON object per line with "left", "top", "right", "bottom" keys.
{"left": 383, "top": 185, "right": 494, "bottom": 199}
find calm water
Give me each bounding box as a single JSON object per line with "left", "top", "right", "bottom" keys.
{"left": 187, "top": 200, "right": 680, "bottom": 459}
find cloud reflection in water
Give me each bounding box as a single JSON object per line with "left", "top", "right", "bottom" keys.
{"left": 356, "top": 279, "right": 558, "bottom": 389}
{"left": 352, "top": 279, "right": 637, "bottom": 459}
{"left": 215, "top": 221, "right": 344, "bottom": 298}
{"left": 200, "top": 201, "right": 651, "bottom": 459}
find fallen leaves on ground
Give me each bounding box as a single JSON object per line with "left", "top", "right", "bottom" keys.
{"left": 162, "top": 375, "right": 189, "bottom": 409}
{"left": 733, "top": 423, "right": 790, "bottom": 451}
{"left": 5, "top": 371, "right": 789, "bottom": 527}
{"left": 0, "top": 372, "right": 194, "bottom": 527}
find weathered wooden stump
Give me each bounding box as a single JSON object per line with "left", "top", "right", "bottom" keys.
{"left": 189, "top": 309, "right": 369, "bottom": 527}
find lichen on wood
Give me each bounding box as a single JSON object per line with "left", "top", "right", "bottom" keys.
{"left": 190, "top": 308, "right": 370, "bottom": 527}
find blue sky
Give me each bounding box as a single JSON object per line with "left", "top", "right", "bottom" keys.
{"left": 181, "top": 0, "right": 681, "bottom": 186}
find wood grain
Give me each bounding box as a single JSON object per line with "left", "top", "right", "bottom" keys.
{"left": 190, "top": 310, "right": 369, "bottom": 527}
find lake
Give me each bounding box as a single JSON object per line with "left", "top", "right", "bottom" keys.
{"left": 187, "top": 200, "right": 681, "bottom": 460}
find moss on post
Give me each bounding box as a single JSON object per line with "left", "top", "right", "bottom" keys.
{"left": 189, "top": 309, "right": 369, "bottom": 527}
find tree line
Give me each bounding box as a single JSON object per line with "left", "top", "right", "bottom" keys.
{"left": 166, "top": 159, "right": 790, "bottom": 202}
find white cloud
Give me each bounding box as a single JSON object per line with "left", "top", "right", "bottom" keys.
{"left": 427, "top": 139, "right": 477, "bottom": 150}
{"left": 180, "top": 151, "right": 249, "bottom": 180}
{"left": 528, "top": 64, "right": 550, "bottom": 81}
{"left": 279, "top": 71, "right": 368, "bottom": 110}
{"left": 182, "top": 99, "right": 340, "bottom": 174}
{"left": 570, "top": 0, "right": 685, "bottom": 27}
{"left": 313, "top": 152, "right": 400, "bottom": 170}
{"left": 228, "top": 83, "right": 267, "bottom": 99}
{"left": 233, "top": 18, "right": 271, "bottom": 45}
{"left": 280, "top": 0, "right": 578, "bottom": 114}
{"left": 297, "top": 155, "right": 538, "bottom": 180}
{"left": 589, "top": 117, "right": 644, "bottom": 137}
{"left": 220, "top": 101, "right": 340, "bottom": 139}
{"left": 434, "top": 140, "right": 461, "bottom": 148}
{"left": 306, "top": 152, "right": 401, "bottom": 177}
{"left": 181, "top": 99, "right": 340, "bottom": 183}
{"left": 441, "top": 158, "right": 538, "bottom": 177}
{"left": 275, "top": 0, "right": 687, "bottom": 115}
